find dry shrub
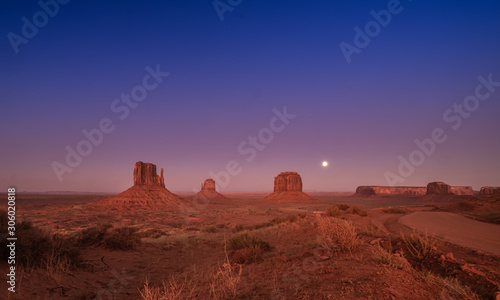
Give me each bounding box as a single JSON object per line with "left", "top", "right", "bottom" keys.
{"left": 76, "top": 222, "right": 112, "bottom": 246}
{"left": 337, "top": 204, "right": 350, "bottom": 211}
{"left": 103, "top": 227, "right": 141, "bottom": 250}
{"left": 325, "top": 205, "right": 343, "bottom": 217}
{"left": 228, "top": 234, "right": 271, "bottom": 264}
{"left": 401, "top": 230, "right": 436, "bottom": 263}
{"left": 317, "top": 217, "right": 360, "bottom": 253}
{"left": 76, "top": 223, "right": 141, "bottom": 250}
{"left": 346, "top": 205, "right": 368, "bottom": 216}
{"left": 420, "top": 270, "right": 480, "bottom": 300}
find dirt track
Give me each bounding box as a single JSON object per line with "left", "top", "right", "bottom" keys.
{"left": 400, "top": 212, "right": 500, "bottom": 256}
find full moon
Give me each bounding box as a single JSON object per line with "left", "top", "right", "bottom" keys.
{"left": 322, "top": 161, "right": 328, "bottom": 167}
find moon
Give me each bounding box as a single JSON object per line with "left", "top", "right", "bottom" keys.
{"left": 322, "top": 161, "right": 328, "bottom": 167}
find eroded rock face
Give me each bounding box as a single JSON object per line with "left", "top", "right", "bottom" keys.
{"left": 274, "top": 172, "right": 303, "bottom": 192}
{"left": 133, "top": 161, "right": 165, "bottom": 188}
{"left": 356, "top": 186, "right": 426, "bottom": 196}
{"left": 201, "top": 178, "right": 216, "bottom": 191}
{"left": 450, "top": 186, "right": 475, "bottom": 196}
{"left": 479, "top": 186, "right": 500, "bottom": 196}
{"left": 426, "top": 182, "right": 452, "bottom": 195}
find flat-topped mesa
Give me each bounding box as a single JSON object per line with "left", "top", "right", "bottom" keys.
{"left": 450, "top": 186, "right": 475, "bottom": 196}
{"left": 426, "top": 182, "right": 452, "bottom": 195}
{"left": 201, "top": 178, "right": 216, "bottom": 191}
{"left": 356, "top": 186, "right": 426, "bottom": 196}
{"left": 479, "top": 186, "right": 500, "bottom": 196}
{"left": 134, "top": 161, "right": 165, "bottom": 188}
{"left": 274, "top": 171, "right": 303, "bottom": 192}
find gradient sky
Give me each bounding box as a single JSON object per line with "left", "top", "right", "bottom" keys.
{"left": 1, "top": 0, "right": 499, "bottom": 193}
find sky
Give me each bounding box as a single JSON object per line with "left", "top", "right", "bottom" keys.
{"left": 1, "top": 0, "right": 499, "bottom": 193}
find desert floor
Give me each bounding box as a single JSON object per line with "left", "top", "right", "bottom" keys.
{"left": 1, "top": 192, "right": 499, "bottom": 299}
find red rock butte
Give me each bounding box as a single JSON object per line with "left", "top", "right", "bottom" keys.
{"left": 96, "top": 161, "right": 185, "bottom": 209}
{"left": 264, "top": 171, "right": 316, "bottom": 202}
{"left": 193, "top": 178, "right": 228, "bottom": 202}
{"left": 355, "top": 182, "right": 476, "bottom": 196}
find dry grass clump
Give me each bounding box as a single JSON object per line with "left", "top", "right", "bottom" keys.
{"left": 317, "top": 217, "right": 361, "bottom": 253}
{"left": 325, "top": 204, "right": 367, "bottom": 217}
{"left": 202, "top": 225, "right": 218, "bottom": 233}
{"left": 139, "top": 252, "right": 242, "bottom": 300}
{"left": 76, "top": 222, "right": 112, "bottom": 246}
{"left": 401, "top": 230, "right": 436, "bottom": 263}
{"left": 419, "top": 270, "right": 480, "bottom": 300}
{"left": 325, "top": 205, "right": 343, "bottom": 217}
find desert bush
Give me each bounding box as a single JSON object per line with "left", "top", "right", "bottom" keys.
{"left": 76, "top": 222, "right": 112, "bottom": 246}
{"left": 420, "top": 270, "right": 480, "bottom": 300}
{"left": 346, "top": 205, "right": 368, "bottom": 216}
{"left": 184, "top": 226, "right": 200, "bottom": 232}
{"left": 337, "top": 204, "right": 350, "bottom": 211}
{"left": 317, "top": 217, "right": 360, "bottom": 253}
{"left": 103, "top": 227, "right": 141, "bottom": 250}
{"left": 228, "top": 233, "right": 271, "bottom": 252}
{"left": 325, "top": 205, "right": 343, "bottom": 217}
{"left": 216, "top": 224, "right": 226, "bottom": 229}
{"left": 401, "top": 230, "right": 436, "bottom": 263}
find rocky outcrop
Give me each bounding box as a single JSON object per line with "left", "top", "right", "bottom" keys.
{"left": 96, "top": 161, "right": 184, "bottom": 209}
{"left": 450, "top": 186, "right": 475, "bottom": 196}
{"left": 426, "top": 182, "right": 452, "bottom": 195}
{"left": 194, "top": 179, "right": 228, "bottom": 202}
{"left": 273, "top": 172, "right": 303, "bottom": 192}
{"left": 356, "top": 186, "right": 426, "bottom": 196}
{"left": 265, "top": 172, "right": 316, "bottom": 203}
{"left": 134, "top": 161, "right": 165, "bottom": 187}
{"left": 479, "top": 186, "right": 500, "bottom": 196}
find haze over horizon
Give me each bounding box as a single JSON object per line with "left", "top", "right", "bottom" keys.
{"left": 1, "top": 0, "right": 500, "bottom": 193}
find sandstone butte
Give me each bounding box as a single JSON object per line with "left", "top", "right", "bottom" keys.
{"left": 193, "top": 178, "right": 229, "bottom": 202}
{"left": 96, "top": 161, "right": 185, "bottom": 209}
{"left": 264, "top": 171, "right": 316, "bottom": 203}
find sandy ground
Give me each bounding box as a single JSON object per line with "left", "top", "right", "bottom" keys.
{"left": 400, "top": 211, "right": 500, "bottom": 256}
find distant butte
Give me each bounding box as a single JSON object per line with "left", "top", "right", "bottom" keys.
{"left": 96, "top": 161, "right": 185, "bottom": 209}
{"left": 264, "top": 171, "right": 316, "bottom": 202}
{"left": 355, "top": 182, "right": 476, "bottom": 196}
{"left": 193, "top": 178, "right": 228, "bottom": 202}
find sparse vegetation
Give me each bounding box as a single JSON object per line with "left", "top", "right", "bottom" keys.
{"left": 317, "top": 217, "right": 360, "bottom": 253}
{"left": 325, "top": 205, "right": 343, "bottom": 217}
{"left": 401, "top": 230, "right": 437, "bottom": 263}
{"left": 202, "top": 225, "right": 218, "bottom": 233}
{"left": 346, "top": 205, "right": 368, "bottom": 216}
{"left": 76, "top": 223, "right": 141, "bottom": 250}
{"left": 231, "top": 213, "right": 306, "bottom": 233}
{"left": 228, "top": 233, "right": 272, "bottom": 264}
{"left": 419, "top": 270, "right": 480, "bottom": 300}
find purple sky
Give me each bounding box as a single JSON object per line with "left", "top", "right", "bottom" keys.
{"left": 1, "top": 0, "right": 499, "bottom": 193}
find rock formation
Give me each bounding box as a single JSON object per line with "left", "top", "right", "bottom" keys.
{"left": 265, "top": 172, "right": 316, "bottom": 202}
{"left": 479, "top": 186, "right": 500, "bottom": 196}
{"left": 96, "top": 161, "right": 185, "bottom": 209}
{"left": 426, "top": 182, "right": 452, "bottom": 195}
{"left": 133, "top": 161, "right": 165, "bottom": 187}
{"left": 356, "top": 186, "right": 426, "bottom": 196}
{"left": 193, "top": 179, "right": 228, "bottom": 202}
{"left": 450, "top": 186, "right": 476, "bottom": 196}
